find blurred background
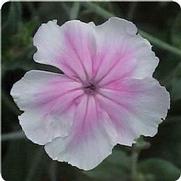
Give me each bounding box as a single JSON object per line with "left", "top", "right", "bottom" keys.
{"left": 1, "top": 2, "right": 181, "bottom": 181}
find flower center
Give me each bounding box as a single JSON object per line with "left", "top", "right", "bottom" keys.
{"left": 83, "top": 82, "right": 97, "bottom": 95}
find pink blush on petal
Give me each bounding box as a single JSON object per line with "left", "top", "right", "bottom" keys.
{"left": 11, "top": 18, "right": 170, "bottom": 171}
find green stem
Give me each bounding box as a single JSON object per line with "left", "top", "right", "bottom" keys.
{"left": 127, "top": 2, "right": 138, "bottom": 20}
{"left": 131, "top": 137, "right": 150, "bottom": 181}
{"left": 2, "top": 131, "right": 25, "bottom": 141}
{"left": 70, "top": 2, "right": 80, "bottom": 20}
{"left": 25, "top": 148, "right": 43, "bottom": 181}
{"left": 49, "top": 161, "right": 58, "bottom": 181}
{"left": 139, "top": 30, "right": 181, "bottom": 57}
{"left": 131, "top": 145, "right": 139, "bottom": 181}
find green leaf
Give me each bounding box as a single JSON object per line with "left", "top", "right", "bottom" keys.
{"left": 2, "top": 140, "right": 41, "bottom": 181}
{"left": 138, "top": 158, "right": 180, "bottom": 181}
{"left": 171, "top": 78, "right": 181, "bottom": 101}
{"left": 5, "top": 2, "right": 22, "bottom": 34}
{"left": 143, "top": 118, "right": 181, "bottom": 169}
{"left": 171, "top": 63, "right": 181, "bottom": 100}
{"left": 171, "top": 12, "right": 181, "bottom": 49}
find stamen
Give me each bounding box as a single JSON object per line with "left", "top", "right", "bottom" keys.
{"left": 83, "top": 82, "right": 97, "bottom": 95}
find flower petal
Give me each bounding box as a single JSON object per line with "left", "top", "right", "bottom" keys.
{"left": 33, "top": 20, "right": 96, "bottom": 82}
{"left": 93, "top": 17, "right": 159, "bottom": 85}
{"left": 96, "top": 78, "right": 170, "bottom": 146}
{"left": 45, "top": 95, "right": 117, "bottom": 170}
{"left": 11, "top": 70, "right": 83, "bottom": 145}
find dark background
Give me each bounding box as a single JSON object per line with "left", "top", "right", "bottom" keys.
{"left": 1, "top": 2, "right": 181, "bottom": 181}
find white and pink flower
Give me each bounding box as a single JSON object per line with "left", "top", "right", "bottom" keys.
{"left": 11, "top": 17, "right": 170, "bottom": 170}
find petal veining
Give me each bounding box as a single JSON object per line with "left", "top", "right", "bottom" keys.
{"left": 10, "top": 18, "right": 170, "bottom": 171}
{"left": 33, "top": 20, "right": 96, "bottom": 82}
{"left": 45, "top": 95, "right": 117, "bottom": 170}
{"left": 11, "top": 70, "right": 83, "bottom": 145}
{"left": 93, "top": 17, "right": 159, "bottom": 85}
{"left": 96, "top": 78, "right": 170, "bottom": 145}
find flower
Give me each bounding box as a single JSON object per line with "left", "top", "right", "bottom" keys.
{"left": 11, "top": 17, "right": 170, "bottom": 170}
